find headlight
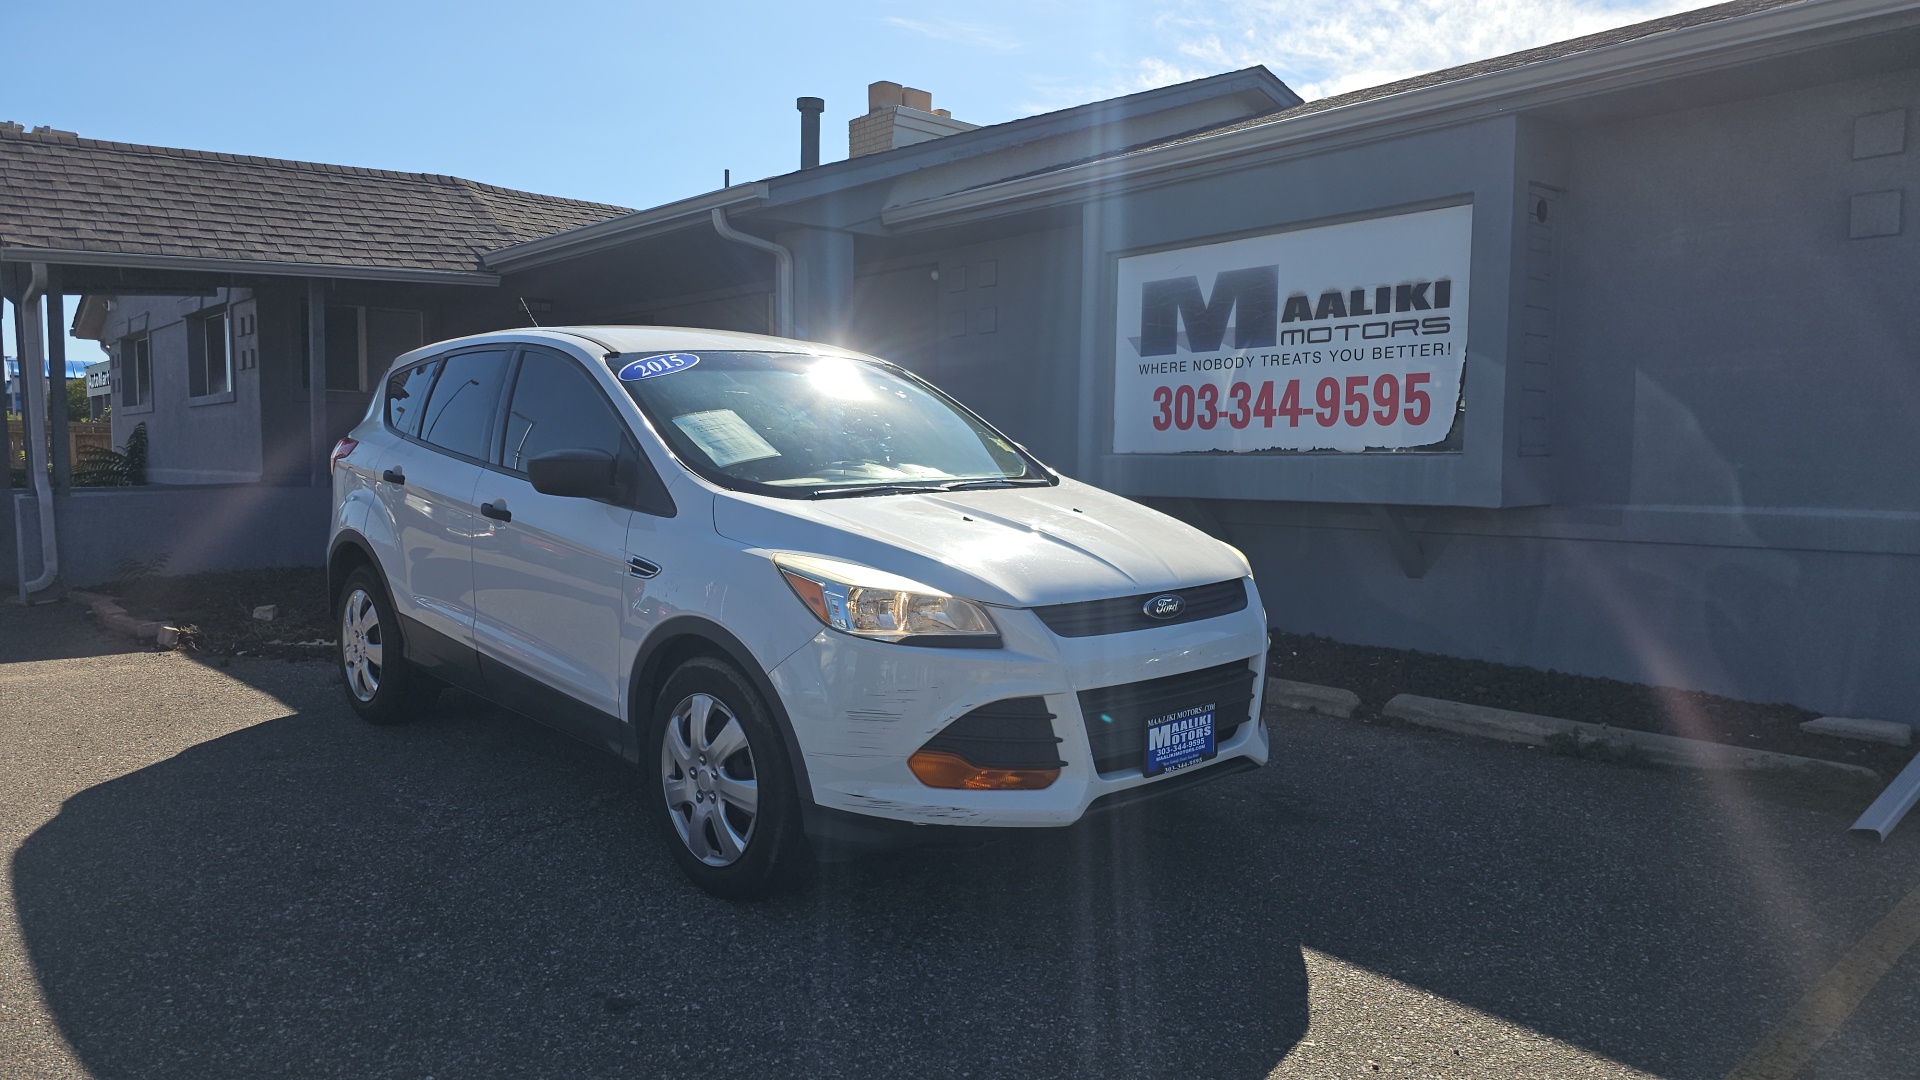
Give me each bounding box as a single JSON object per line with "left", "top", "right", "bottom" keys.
{"left": 774, "top": 554, "right": 999, "bottom": 646}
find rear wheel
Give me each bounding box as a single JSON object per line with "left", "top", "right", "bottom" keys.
{"left": 337, "top": 566, "right": 439, "bottom": 725}
{"left": 649, "top": 656, "right": 810, "bottom": 899}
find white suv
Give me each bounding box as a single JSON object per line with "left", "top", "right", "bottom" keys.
{"left": 327, "top": 327, "right": 1268, "bottom": 898}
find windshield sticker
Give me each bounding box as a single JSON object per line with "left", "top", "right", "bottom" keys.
{"left": 672, "top": 409, "right": 781, "bottom": 468}
{"left": 617, "top": 353, "right": 699, "bottom": 381}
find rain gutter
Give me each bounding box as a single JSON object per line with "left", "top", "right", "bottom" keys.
{"left": 709, "top": 207, "right": 793, "bottom": 338}
{"left": 0, "top": 247, "right": 500, "bottom": 286}
{"left": 483, "top": 184, "right": 769, "bottom": 273}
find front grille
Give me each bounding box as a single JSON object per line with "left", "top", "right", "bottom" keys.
{"left": 1033, "top": 579, "right": 1248, "bottom": 638}
{"left": 1078, "top": 660, "right": 1259, "bottom": 774}
{"left": 919, "top": 696, "right": 1066, "bottom": 769}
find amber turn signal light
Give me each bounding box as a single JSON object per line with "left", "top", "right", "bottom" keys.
{"left": 908, "top": 749, "right": 1059, "bottom": 790}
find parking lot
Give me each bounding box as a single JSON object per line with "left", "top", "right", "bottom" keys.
{"left": 2, "top": 601, "right": 1916, "bottom": 1080}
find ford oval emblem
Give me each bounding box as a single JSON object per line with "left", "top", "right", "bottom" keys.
{"left": 1144, "top": 593, "right": 1185, "bottom": 620}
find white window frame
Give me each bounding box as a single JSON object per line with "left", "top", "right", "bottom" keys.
{"left": 118, "top": 333, "right": 154, "bottom": 415}
{"left": 188, "top": 308, "right": 235, "bottom": 405}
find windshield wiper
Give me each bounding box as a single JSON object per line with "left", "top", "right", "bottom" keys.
{"left": 807, "top": 483, "right": 951, "bottom": 499}
{"left": 806, "top": 476, "right": 1053, "bottom": 499}
{"left": 938, "top": 477, "right": 1053, "bottom": 491}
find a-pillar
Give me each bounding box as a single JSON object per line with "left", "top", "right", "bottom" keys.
{"left": 778, "top": 227, "right": 854, "bottom": 345}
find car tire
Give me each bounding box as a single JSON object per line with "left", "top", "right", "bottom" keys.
{"left": 336, "top": 566, "right": 440, "bottom": 725}
{"left": 648, "top": 655, "right": 811, "bottom": 900}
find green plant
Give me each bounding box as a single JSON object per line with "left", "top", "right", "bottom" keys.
{"left": 65, "top": 379, "right": 89, "bottom": 422}
{"left": 74, "top": 422, "right": 147, "bottom": 486}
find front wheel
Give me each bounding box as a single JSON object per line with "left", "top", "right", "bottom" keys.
{"left": 649, "top": 656, "right": 810, "bottom": 899}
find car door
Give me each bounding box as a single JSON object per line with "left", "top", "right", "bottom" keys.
{"left": 471, "top": 345, "right": 642, "bottom": 754}
{"left": 377, "top": 346, "right": 510, "bottom": 683}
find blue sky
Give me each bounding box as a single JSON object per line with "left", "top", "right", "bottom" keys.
{"left": 5, "top": 0, "right": 1700, "bottom": 365}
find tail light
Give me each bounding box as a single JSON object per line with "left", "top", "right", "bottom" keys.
{"left": 329, "top": 437, "right": 359, "bottom": 472}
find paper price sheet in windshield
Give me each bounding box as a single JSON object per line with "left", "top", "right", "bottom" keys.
{"left": 1113, "top": 204, "right": 1472, "bottom": 454}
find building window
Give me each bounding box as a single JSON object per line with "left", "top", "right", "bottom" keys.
{"left": 118, "top": 334, "right": 152, "bottom": 409}
{"left": 188, "top": 309, "right": 231, "bottom": 399}
{"left": 301, "top": 304, "right": 425, "bottom": 392}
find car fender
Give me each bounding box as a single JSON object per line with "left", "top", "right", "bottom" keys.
{"left": 327, "top": 528, "right": 397, "bottom": 619}
{"left": 629, "top": 614, "right": 816, "bottom": 808}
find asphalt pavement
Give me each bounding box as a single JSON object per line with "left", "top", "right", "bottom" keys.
{"left": 2, "top": 600, "right": 1916, "bottom": 1079}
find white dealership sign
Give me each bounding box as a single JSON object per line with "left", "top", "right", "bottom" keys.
{"left": 1114, "top": 204, "right": 1471, "bottom": 454}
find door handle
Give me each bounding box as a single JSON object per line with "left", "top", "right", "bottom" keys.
{"left": 382, "top": 468, "right": 406, "bottom": 485}
{"left": 480, "top": 501, "right": 511, "bottom": 523}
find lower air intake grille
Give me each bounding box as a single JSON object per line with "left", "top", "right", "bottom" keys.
{"left": 919, "top": 696, "right": 1066, "bottom": 769}
{"left": 1078, "top": 660, "right": 1259, "bottom": 774}
{"left": 1033, "top": 579, "right": 1248, "bottom": 638}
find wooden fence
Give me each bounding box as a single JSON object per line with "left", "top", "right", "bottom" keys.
{"left": 6, "top": 418, "right": 113, "bottom": 468}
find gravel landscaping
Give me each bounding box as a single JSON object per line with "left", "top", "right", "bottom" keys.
{"left": 104, "top": 566, "right": 331, "bottom": 661}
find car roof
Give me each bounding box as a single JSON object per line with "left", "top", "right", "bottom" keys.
{"left": 414, "top": 325, "right": 877, "bottom": 361}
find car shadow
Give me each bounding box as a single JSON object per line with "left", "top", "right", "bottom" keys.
{"left": 11, "top": 678, "right": 1309, "bottom": 1079}
{"left": 15, "top": 653, "right": 1919, "bottom": 1079}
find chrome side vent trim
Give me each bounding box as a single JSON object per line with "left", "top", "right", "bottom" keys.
{"left": 627, "top": 556, "right": 662, "bottom": 579}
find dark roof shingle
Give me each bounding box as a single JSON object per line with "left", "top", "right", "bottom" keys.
{"left": 1162, "top": 0, "right": 1815, "bottom": 147}
{"left": 0, "top": 127, "right": 630, "bottom": 273}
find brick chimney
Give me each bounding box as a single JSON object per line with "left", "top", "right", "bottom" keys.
{"left": 849, "top": 81, "right": 977, "bottom": 158}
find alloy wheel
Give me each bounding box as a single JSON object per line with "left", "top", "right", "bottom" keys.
{"left": 340, "top": 587, "right": 384, "bottom": 703}
{"left": 660, "top": 692, "right": 759, "bottom": 866}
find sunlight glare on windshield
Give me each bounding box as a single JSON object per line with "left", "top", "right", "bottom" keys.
{"left": 807, "top": 357, "right": 875, "bottom": 401}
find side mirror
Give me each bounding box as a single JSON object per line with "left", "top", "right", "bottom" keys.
{"left": 527, "top": 448, "right": 619, "bottom": 501}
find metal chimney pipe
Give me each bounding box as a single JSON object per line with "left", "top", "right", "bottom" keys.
{"left": 796, "top": 96, "right": 824, "bottom": 169}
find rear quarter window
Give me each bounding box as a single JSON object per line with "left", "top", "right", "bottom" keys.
{"left": 385, "top": 359, "right": 441, "bottom": 438}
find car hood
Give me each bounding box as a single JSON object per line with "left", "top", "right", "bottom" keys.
{"left": 711, "top": 478, "right": 1247, "bottom": 608}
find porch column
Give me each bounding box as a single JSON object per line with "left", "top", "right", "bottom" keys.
{"left": 1, "top": 291, "right": 17, "bottom": 582}
{"left": 45, "top": 277, "right": 70, "bottom": 492}
{"left": 308, "top": 278, "right": 328, "bottom": 487}
{"left": 780, "top": 227, "right": 855, "bottom": 345}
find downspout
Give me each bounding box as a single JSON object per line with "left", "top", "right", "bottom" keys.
{"left": 14, "top": 262, "right": 58, "bottom": 601}
{"left": 710, "top": 208, "right": 792, "bottom": 338}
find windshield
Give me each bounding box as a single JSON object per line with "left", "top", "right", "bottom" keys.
{"left": 607, "top": 350, "right": 1050, "bottom": 497}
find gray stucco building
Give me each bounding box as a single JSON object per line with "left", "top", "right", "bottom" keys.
{"left": 6, "top": 0, "right": 1917, "bottom": 723}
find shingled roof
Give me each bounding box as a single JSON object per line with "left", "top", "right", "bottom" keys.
{"left": 0, "top": 124, "right": 629, "bottom": 276}
{"left": 897, "top": 0, "right": 1824, "bottom": 206}
{"left": 1154, "top": 0, "right": 1815, "bottom": 148}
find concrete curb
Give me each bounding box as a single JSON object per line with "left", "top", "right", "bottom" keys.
{"left": 1802, "top": 716, "right": 1912, "bottom": 748}
{"left": 1382, "top": 693, "right": 1880, "bottom": 781}
{"left": 1265, "top": 678, "right": 1361, "bottom": 719}
{"left": 68, "top": 590, "right": 178, "bottom": 649}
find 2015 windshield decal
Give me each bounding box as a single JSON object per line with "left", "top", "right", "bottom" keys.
{"left": 618, "top": 353, "right": 699, "bottom": 381}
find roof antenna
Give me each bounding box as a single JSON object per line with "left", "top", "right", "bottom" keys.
{"left": 519, "top": 297, "right": 542, "bottom": 327}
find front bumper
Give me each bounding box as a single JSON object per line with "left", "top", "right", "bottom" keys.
{"left": 767, "top": 586, "right": 1269, "bottom": 830}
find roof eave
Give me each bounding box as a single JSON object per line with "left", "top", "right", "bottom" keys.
{"left": 762, "top": 67, "right": 1301, "bottom": 205}
{"left": 481, "top": 184, "right": 770, "bottom": 273}
{"left": 0, "top": 246, "right": 503, "bottom": 286}
{"left": 881, "top": 0, "right": 1920, "bottom": 231}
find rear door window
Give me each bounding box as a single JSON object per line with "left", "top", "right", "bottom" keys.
{"left": 385, "top": 358, "right": 441, "bottom": 438}
{"left": 418, "top": 348, "right": 509, "bottom": 461}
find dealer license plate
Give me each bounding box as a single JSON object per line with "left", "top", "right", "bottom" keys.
{"left": 1145, "top": 703, "right": 1216, "bottom": 776}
